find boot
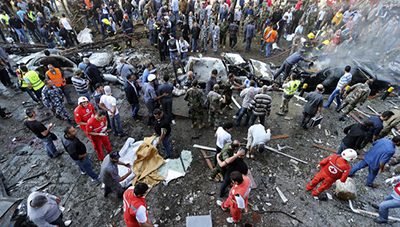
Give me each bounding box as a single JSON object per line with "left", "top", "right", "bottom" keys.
{"left": 199, "top": 123, "right": 205, "bottom": 129}
{"left": 191, "top": 122, "right": 197, "bottom": 128}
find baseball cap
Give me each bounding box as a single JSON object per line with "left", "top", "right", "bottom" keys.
{"left": 109, "top": 151, "right": 120, "bottom": 159}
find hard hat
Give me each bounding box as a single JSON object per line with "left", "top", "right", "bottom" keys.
{"left": 148, "top": 74, "right": 156, "bottom": 82}
{"left": 341, "top": 149, "right": 357, "bottom": 162}
{"left": 78, "top": 96, "right": 89, "bottom": 104}
{"left": 307, "top": 32, "right": 315, "bottom": 39}
{"left": 124, "top": 14, "right": 128, "bottom": 19}
{"left": 322, "top": 40, "right": 330, "bottom": 45}
{"left": 102, "top": 18, "right": 110, "bottom": 25}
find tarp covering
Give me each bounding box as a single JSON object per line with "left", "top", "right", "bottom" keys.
{"left": 77, "top": 28, "right": 93, "bottom": 43}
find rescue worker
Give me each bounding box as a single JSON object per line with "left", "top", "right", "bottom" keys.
{"left": 276, "top": 73, "right": 300, "bottom": 116}
{"left": 42, "top": 79, "right": 72, "bottom": 123}
{"left": 264, "top": 25, "right": 277, "bottom": 58}
{"left": 184, "top": 79, "right": 205, "bottom": 129}
{"left": 260, "top": 23, "right": 272, "bottom": 52}
{"left": 216, "top": 171, "right": 252, "bottom": 223}
{"left": 45, "top": 64, "right": 73, "bottom": 105}
{"left": 380, "top": 109, "right": 400, "bottom": 138}
{"left": 209, "top": 140, "right": 242, "bottom": 181}
{"left": 24, "top": 69, "right": 45, "bottom": 103}
{"left": 375, "top": 175, "right": 400, "bottom": 224}
{"left": 102, "top": 18, "right": 121, "bottom": 51}
{"left": 207, "top": 84, "right": 226, "bottom": 130}
{"left": 306, "top": 149, "right": 357, "bottom": 197}
{"left": 74, "top": 96, "right": 95, "bottom": 137}
{"left": 86, "top": 110, "right": 113, "bottom": 162}
{"left": 121, "top": 14, "right": 135, "bottom": 49}
{"left": 16, "top": 64, "right": 40, "bottom": 104}
{"left": 302, "top": 32, "right": 318, "bottom": 56}
{"left": 338, "top": 79, "right": 373, "bottom": 121}
{"left": 100, "top": 151, "right": 132, "bottom": 198}
{"left": 123, "top": 183, "right": 157, "bottom": 227}
{"left": 273, "top": 49, "right": 313, "bottom": 82}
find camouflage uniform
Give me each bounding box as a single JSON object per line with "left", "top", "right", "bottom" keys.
{"left": 184, "top": 87, "right": 204, "bottom": 124}
{"left": 259, "top": 8, "right": 269, "bottom": 32}
{"left": 200, "top": 24, "right": 209, "bottom": 52}
{"left": 213, "top": 25, "right": 220, "bottom": 53}
{"left": 143, "top": 2, "right": 153, "bottom": 23}
{"left": 207, "top": 90, "right": 223, "bottom": 127}
{"left": 253, "top": 7, "right": 261, "bottom": 31}
{"left": 42, "top": 85, "right": 70, "bottom": 120}
{"left": 305, "top": 11, "right": 318, "bottom": 35}
{"left": 341, "top": 83, "right": 371, "bottom": 115}
{"left": 222, "top": 79, "right": 234, "bottom": 108}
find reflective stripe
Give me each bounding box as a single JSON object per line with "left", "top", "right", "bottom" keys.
{"left": 266, "top": 30, "right": 277, "bottom": 43}
{"left": 284, "top": 80, "right": 300, "bottom": 95}
{"left": 17, "top": 69, "right": 28, "bottom": 88}
{"left": 329, "top": 161, "right": 344, "bottom": 172}
{"left": 309, "top": 182, "right": 315, "bottom": 187}
{"left": 25, "top": 71, "right": 44, "bottom": 91}
{"left": 46, "top": 68, "right": 65, "bottom": 87}
{"left": 27, "top": 12, "right": 36, "bottom": 21}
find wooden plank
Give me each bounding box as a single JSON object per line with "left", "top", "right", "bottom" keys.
{"left": 270, "top": 134, "right": 290, "bottom": 140}
{"left": 231, "top": 96, "right": 241, "bottom": 109}
{"left": 313, "top": 144, "right": 337, "bottom": 153}
{"left": 349, "top": 112, "right": 362, "bottom": 124}
{"left": 193, "top": 144, "right": 216, "bottom": 151}
{"left": 247, "top": 169, "right": 257, "bottom": 189}
{"left": 367, "top": 94, "right": 381, "bottom": 100}
{"left": 200, "top": 150, "right": 220, "bottom": 180}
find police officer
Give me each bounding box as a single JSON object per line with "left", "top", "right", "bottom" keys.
{"left": 41, "top": 79, "right": 73, "bottom": 123}
{"left": 100, "top": 151, "right": 132, "bottom": 198}
{"left": 102, "top": 18, "right": 121, "bottom": 51}
{"left": 184, "top": 79, "right": 205, "bottom": 129}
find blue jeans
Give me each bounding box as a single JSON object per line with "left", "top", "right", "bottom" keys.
{"left": 324, "top": 88, "right": 341, "bottom": 108}
{"left": 235, "top": 107, "right": 251, "bottom": 126}
{"left": 47, "top": 41, "right": 56, "bottom": 48}
{"left": 245, "top": 37, "right": 252, "bottom": 51}
{"left": 73, "top": 156, "right": 99, "bottom": 180}
{"left": 170, "top": 51, "right": 179, "bottom": 68}
{"left": 50, "top": 0, "right": 59, "bottom": 12}
{"left": 162, "top": 133, "right": 172, "bottom": 156}
{"left": 385, "top": 37, "right": 398, "bottom": 51}
{"left": 78, "top": 91, "right": 91, "bottom": 101}
{"left": 349, "top": 159, "right": 379, "bottom": 186}
{"left": 15, "top": 28, "right": 29, "bottom": 43}
{"left": 110, "top": 113, "right": 124, "bottom": 136}
{"left": 336, "top": 141, "right": 348, "bottom": 155}
{"left": 181, "top": 52, "right": 187, "bottom": 60}
{"left": 86, "top": 18, "right": 100, "bottom": 32}
{"left": 130, "top": 103, "right": 140, "bottom": 117}
{"left": 40, "top": 135, "right": 59, "bottom": 158}
{"left": 378, "top": 194, "right": 400, "bottom": 222}
{"left": 265, "top": 42, "right": 273, "bottom": 57}
{"left": 191, "top": 38, "right": 199, "bottom": 51}
{"left": 173, "top": 11, "right": 179, "bottom": 24}
{"left": 133, "top": 9, "right": 139, "bottom": 21}
{"left": 21, "top": 87, "right": 40, "bottom": 102}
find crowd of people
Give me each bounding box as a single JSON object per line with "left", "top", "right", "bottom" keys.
{"left": 1, "top": 0, "right": 400, "bottom": 226}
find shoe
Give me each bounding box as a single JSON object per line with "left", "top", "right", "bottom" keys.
{"left": 92, "top": 175, "right": 100, "bottom": 182}
{"left": 163, "top": 154, "right": 170, "bottom": 159}
{"left": 81, "top": 171, "right": 86, "bottom": 175}
{"left": 64, "top": 220, "right": 72, "bottom": 226}
{"left": 232, "top": 115, "right": 237, "bottom": 119}
{"left": 134, "top": 117, "right": 140, "bottom": 123}
{"left": 214, "top": 126, "right": 217, "bottom": 131}
{"left": 171, "top": 120, "right": 176, "bottom": 125}
{"left": 374, "top": 218, "right": 387, "bottom": 224}
{"left": 227, "top": 104, "right": 233, "bottom": 109}
{"left": 367, "top": 183, "right": 379, "bottom": 188}
{"left": 191, "top": 122, "right": 197, "bottom": 128}
{"left": 54, "top": 151, "right": 64, "bottom": 158}
{"left": 216, "top": 200, "right": 227, "bottom": 211}
{"left": 199, "top": 123, "right": 205, "bottom": 129}
{"left": 226, "top": 217, "right": 238, "bottom": 224}
{"left": 59, "top": 206, "right": 65, "bottom": 212}
{"left": 101, "top": 183, "right": 105, "bottom": 189}
{"left": 338, "top": 116, "right": 346, "bottom": 121}
{"left": 196, "top": 50, "right": 199, "bottom": 52}
{"left": 335, "top": 107, "right": 342, "bottom": 112}
{"left": 276, "top": 112, "right": 284, "bottom": 116}
{"left": 118, "top": 134, "right": 126, "bottom": 137}
{"left": 322, "top": 104, "right": 329, "bottom": 108}
{"left": 104, "top": 189, "right": 109, "bottom": 197}
{"left": 371, "top": 204, "right": 379, "bottom": 210}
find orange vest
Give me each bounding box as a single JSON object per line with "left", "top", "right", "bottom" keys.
{"left": 263, "top": 26, "right": 271, "bottom": 40}
{"left": 229, "top": 176, "right": 251, "bottom": 210}
{"left": 266, "top": 30, "right": 277, "bottom": 43}
{"left": 85, "top": 0, "right": 92, "bottom": 8}
{"left": 123, "top": 187, "right": 149, "bottom": 227}
{"left": 46, "top": 68, "right": 66, "bottom": 87}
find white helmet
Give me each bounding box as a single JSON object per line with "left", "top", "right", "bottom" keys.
{"left": 341, "top": 149, "right": 357, "bottom": 162}
{"left": 78, "top": 96, "right": 89, "bottom": 104}
{"left": 148, "top": 74, "right": 156, "bottom": 82}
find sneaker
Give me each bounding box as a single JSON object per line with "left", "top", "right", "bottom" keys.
{"left": 64, "top": 220, "right": 72, "bottom": 226}
{"left": 101, "top": 183, "right": 105, "bottom": 189}
{"left": 216, "top": 200, "right": 227, "bottom": 211}
{"left": 374, "top": 218, "right": 387, "bottom": 224}
{"left": 226, "top": 217, "right": 238, "bottom": 223}
{"left": 208, "top": 176, "right": 219, "bottom": 182}
{"left": 92, "top": 175, "right": 100, "bottom": 182}
{"left": 171, "top": 120, "right": 176, "bottom": 125}
{"left": 81, "top": 171, "right": 86, "bottom": 175}
{"left": 276, "top": 112, "right": 284, "bottom": 116}
{"left": 214, "top": 126, "right": 217, "bottom": 131}
{"left": 199, "top": 123, "right": 205, "bottom": 129}
{"left": 367, "top": 183, "right": 379, "bottom": 188}
{"left": 338, "top": 116, "right": 346, "bottom": 121}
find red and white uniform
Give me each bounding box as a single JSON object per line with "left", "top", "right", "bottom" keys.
{"left": 74, "top": 102, "right": 95, "bottom": 133}
{"left": 306, "top": 154, "right": 351, "bottom": 196}
{"left": 123, "top": 186, "right": 150, "bottom": 227}
{"left": 221, "top": 175, "right": 251, "bottom": 222}
{"left": 86, "top": 116, "right": 112, "bottom": 161}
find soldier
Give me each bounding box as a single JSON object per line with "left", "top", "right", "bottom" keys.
{"left": 219, "top": 18, "right": 229, "bottom": 49}
{"left": 184, "top": 79, "right": 205, "bottom": 129}
{"left": 222, "top": 73, "right": 244, "bottom": 109}
{"left": 242, "top": 14, "right": 251, "bottom": 43}
{"left": 207, "top": 84, "right": 226, "bottom": 130}
{"left": 338, "top": 79, "right": 373, "bottom": 121}
{"left": 42, "top": 79, "right": 73, "bottom": 123}
{"left": 200, "top": 20, "right": 209, "bottom": 53}
{"left": 212, "top": 21, "right": 220, "bottom": 54}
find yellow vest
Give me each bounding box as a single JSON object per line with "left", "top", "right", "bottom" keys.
{"left": 25, "top": 71, "right": 45, "bottom": 90}
{"left": 17, "top": 69, "right": 28, "bottom": 88}
{"left": 284, "top": 80, "right": 300, "bottom": 95}
{"left": 27, "top": 11, "right": 36, "bottom": 22}
{"left": 0, "top": 14, "right": 9, "bottom": 25}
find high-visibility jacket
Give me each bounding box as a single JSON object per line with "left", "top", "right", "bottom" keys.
{"left": 123, "top": 187, "right": 150, "bottom": 227}
{"left": 84, "top": 0, "right": 92, "bottom": 8}
{"left": 0, "top": 14, "right": 9, "bottom": 25}
{"left": 25, "top": 71, "right": 44, "bottom": 90}
{"left": 263, "top": 26, "right": 271, "bottom": 40}
{"left": 395, "top": 182, "right": 400, "bottom": 195}
{"left": 27, "top": 11, "right": 36, "bottom": 22}
{"left": 321, "top": 154, "right": 350, "bottom": 182}
{"left": 17, "top": 69, "right": 28, "bottom": 88}
{"left": 46, "top": 68, "right": 66, "bottom": 87}
{"left": 266, "top": 30, "right": 277, "bottom": 43}
{"left": 228, "top": 175, "right": 251, "bottom": 210}
{"left": 283, "top": 80, "right": 300, "bottom": 95}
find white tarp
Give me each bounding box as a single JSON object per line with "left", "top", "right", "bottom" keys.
{"left": 158, "top": 150, "right": 193, "bottom": 185}
{"left": 77, "top": 28, "right": 93, "bottom": 44}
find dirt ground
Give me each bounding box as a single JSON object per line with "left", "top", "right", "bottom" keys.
{"left": 1, "top": 26, "right": 400, "bottom": 227}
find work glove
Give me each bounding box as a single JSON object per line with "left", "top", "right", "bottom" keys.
{"left": 101, "top": 126, "right": 107, "bottom": 133}
{"left": 99, "top": 132, "right": 108, "bottom": 136}
{"left": 385, "top": 177, "right": 395, "bottom": 184}
{"left": 317, "top": 164, "right": 320, "bottom": 169}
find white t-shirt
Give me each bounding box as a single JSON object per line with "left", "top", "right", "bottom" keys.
{"left": 248, "top": 124, "right": 270, "bottom": 148}
{"left": 179, "top": 40, "right": 190, "bottom": 53}
{"left": 136, "top": 205, "right": 147, "bottom": 223}
{"left": 318, "top": 10, "right": 326, "bottom": 21}
{"left": 216, "top": 127, "right": 232, "bottom": 149}
{"left": 100, "top": 95, "right": 119, "bottom": 116}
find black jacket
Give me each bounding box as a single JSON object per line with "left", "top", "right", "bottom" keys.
{"left": 124, "top": 80, "right": 140, "bottom": 105}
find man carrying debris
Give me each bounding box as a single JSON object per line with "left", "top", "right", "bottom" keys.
{"left": 209, "top": 140, "right": 242, "bottom": 181}
{"left": 338, "top": 79, "right": 373, "bottom": 121}
{"left": 246, "top": 124, "right": 271, "bottom": 159}
{"left": 62, "top": 126, "right": 100, "bottom": 182}
{"left": 276, "top": 73, "right": 300, "bottom": 116}
{"left": 42, "top": 80, "right": 73, "bottom": 123}
{"left": 24, "top": 108, "right": 62, "bottom": 158}
{"left": 153, "top": 108, "right": 172, "bottom": 159}
{"left": 86, "top": 110, "right": 112, "bottom": 161}
{"left": 323, "top": 65, "right": 352, "bottom": 110}
{"left": 349, "top": 136, "right": 400, "bottom": 188}
{"left": 216, "top": 171, "right": 251, "bottom": 223}
{"left": 380, "top": 109, "right": 400, "bottom": 138}
{"left": 207, "top": 84, "right": 226, "bottom": 130}
{"left": 301, "top": 84, "right": 324, "bottom": 129}
{"left": 273, "top": 49, "right": 313, "bottom": 82}
{"left": 336, "top": 120, "right": 374, "bottom": 155}
{"left": 123, "top": 183, "right": 157, "bottom": 227}
{"left": 184, "top": 79, "right": 206, "bottom": 129}
{"left": 101, "top": 151, "right": 132, "bottom": 198}
{"left": 361, "top": 111, "right": 394, "bottom": 149}
{"left": 306, "top": 149, "right": 357, "bottom": 197}
{"left": 27, "top": 191, "right": 72, "bottom": 227}
{"left": 375, "top": 175, "right": 400, "bottom": 224}
{"left": 46, "top": 64, "right": 73, "bottom": 105}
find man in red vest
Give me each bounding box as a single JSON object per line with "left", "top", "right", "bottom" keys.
{"left": 46, "top": 64, "right": 73, "bottom": 104}
{"left": 306, "top": 149, "right": 357, "bottom": 197}
{"left": 216, "top": 171, "right": 252, "bottom": 223}
{"left": 86, "top": 110, "right": 112, "bottom": 161}
{"left": 74, "top": 96, "right": 95, "bottom": 137}
{"left": 123, "top": 183, "right": 156, "bottom": 227}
